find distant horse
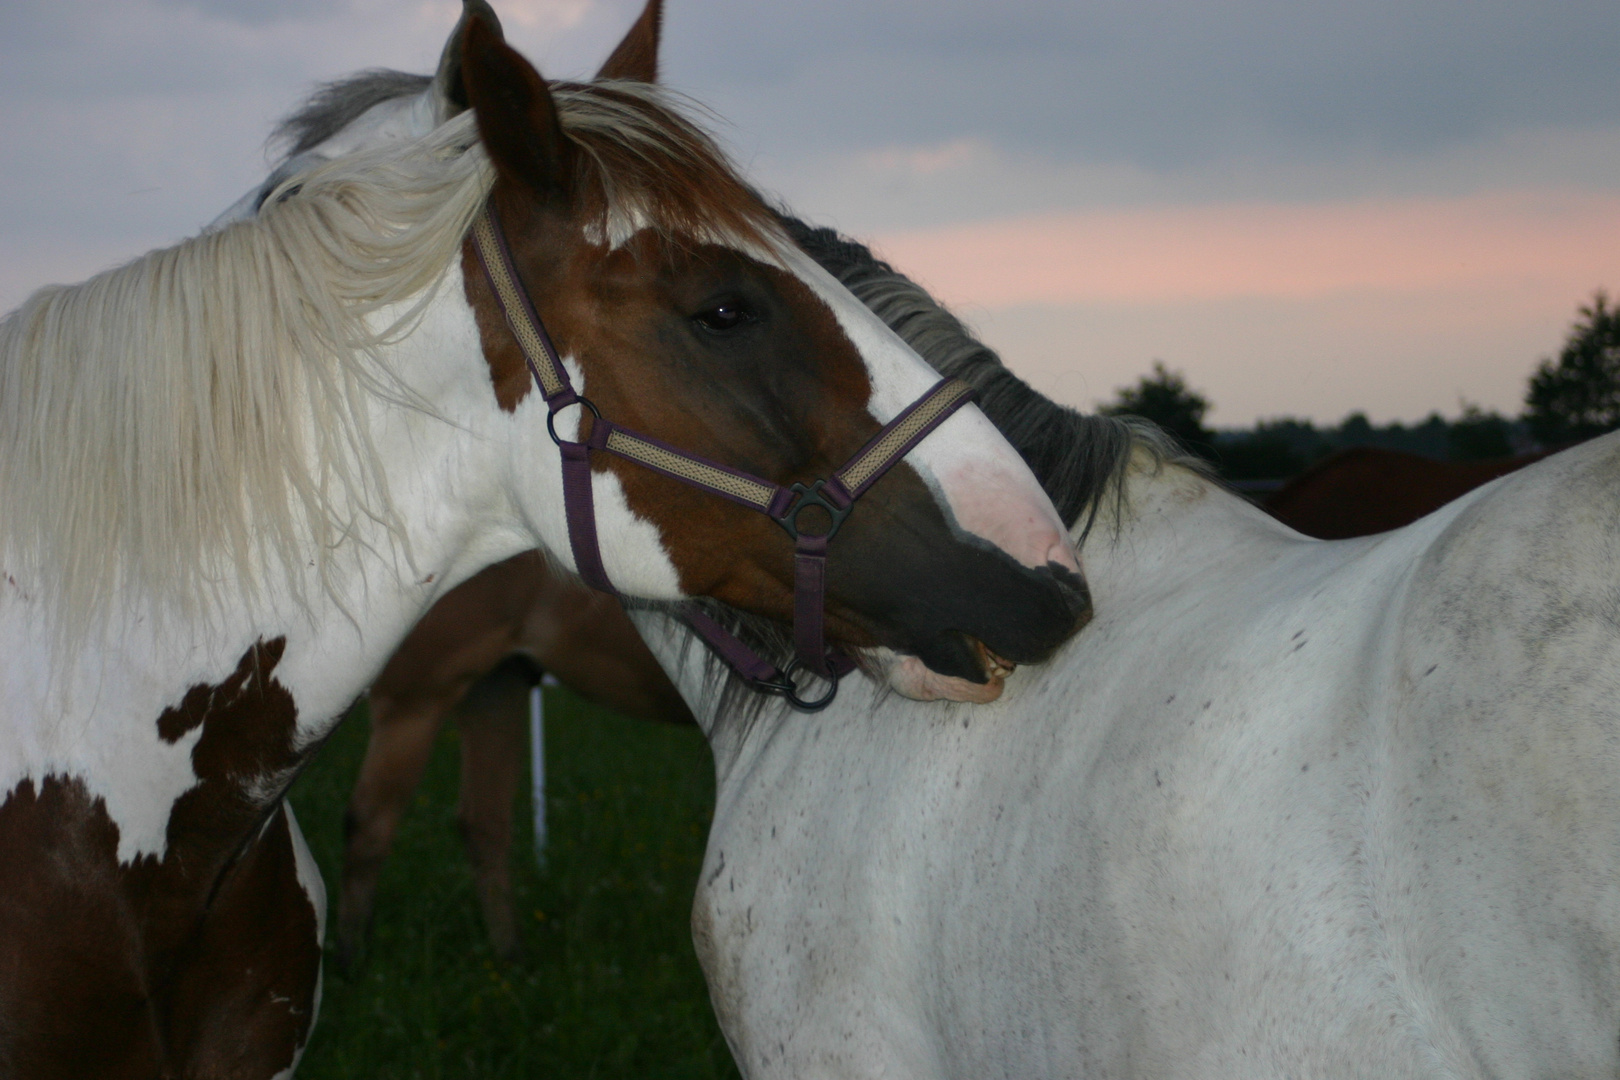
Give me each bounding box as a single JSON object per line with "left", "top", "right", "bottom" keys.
{"left": 0, "top": 2, "right": 1087, "bottom": 1073}
{"left": 1265, "top": 445, "right": 1549, "bottom": 539}
{"left": 632, "top": 227, "right": 1620, "bottom": 1078}
{"left": 333, "top": 552, "right": 691, "bottom": 967}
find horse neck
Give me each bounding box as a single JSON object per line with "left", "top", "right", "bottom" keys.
{"left": 1075, "top": 456, "right": 1291, "bottom": 604}
{"left": 0, "top": 271, "right": 543, "bottom": 830}
{"left": 211, "top": 271, "right": 549, "bottom": 724}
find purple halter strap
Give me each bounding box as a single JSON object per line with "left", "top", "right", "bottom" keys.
{"left": 470, "top": 202, "right": 976, "bottom": 711}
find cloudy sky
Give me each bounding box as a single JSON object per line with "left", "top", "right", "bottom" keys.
{"left": 2, "top": 0, "right": 1617, "bottom": 424}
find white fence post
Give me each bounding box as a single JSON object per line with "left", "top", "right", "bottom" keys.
{"left": 530, "top": 673, "right": 559, "bottom": 867}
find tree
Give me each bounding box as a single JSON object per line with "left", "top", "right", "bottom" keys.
{"left": 1214, "top": 422, "right": 1307, "bottom": 480}
{"left": 1448, "top": 402, "right": 1513, "bottom": 461}
{"left": 1524, "top": 291, "right": 1620, "bottom": 447}
{"left": 1102, "top": 361, "right": 1214, "bottom": 454}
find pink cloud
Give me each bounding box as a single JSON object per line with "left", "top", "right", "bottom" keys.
{"left": 870, "top": 190, "right": 1620, "bottom": 308}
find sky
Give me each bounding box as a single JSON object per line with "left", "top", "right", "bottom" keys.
{"left": 1, "top": 0, "right": 1617, "bottom": 425}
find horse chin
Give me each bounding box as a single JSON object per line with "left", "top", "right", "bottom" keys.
{"left": 886, "top": 640, "right": 1016, "bottom": 704}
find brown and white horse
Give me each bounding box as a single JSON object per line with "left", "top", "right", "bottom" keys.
{"left": 333, "top": 551, "right": 690, "bottom": 968}
{"left": 0, "top": 3, "right": 1088, "bottom": 1074}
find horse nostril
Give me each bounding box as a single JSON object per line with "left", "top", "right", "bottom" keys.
{"left": 1045, "top": 561, "right": 1093, "bottom": 629}
{"left": 1044, "top": 538, "right": 1081, "bottom": 574}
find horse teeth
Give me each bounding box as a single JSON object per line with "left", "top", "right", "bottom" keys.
{"left": 983, "top": 650, "right": 1017, "bottom": 680}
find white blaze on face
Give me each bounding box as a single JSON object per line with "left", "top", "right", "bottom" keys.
{"left": 773, "top": 244, "right": 1079, "bottom": 577}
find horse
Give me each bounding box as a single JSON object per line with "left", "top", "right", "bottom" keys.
{"left": 626, "top": 225, "right": 1620, "bottom": 1078}
{"left": 333, "top": 551, "right": 691, "bottom": 968}
{"left": 208, "top": 13, "right": 700, "bottom": 974}
{"left": 0, "top": 3, "right": 1089, "bottom": 1074}
{"left": 1265, "top": 445, "right": 1550, "bottom": 539}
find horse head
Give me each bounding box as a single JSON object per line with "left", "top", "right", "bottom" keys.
{"left": 210, "top": 1, "right": 1090, "bottom": 703}
{"left": 450, "top": 3, "right": 1088, "bottom": 702}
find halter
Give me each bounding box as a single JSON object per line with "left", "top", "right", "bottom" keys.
{"left": 471, "top": 202, "right": 976, "bottom": 711}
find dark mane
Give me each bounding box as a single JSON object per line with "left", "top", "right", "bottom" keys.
{"left": 272, "top": 70, "right": 433, "bottom": 157}
{"left": 780, "top": 216, "right": 1188, "bottom": 535}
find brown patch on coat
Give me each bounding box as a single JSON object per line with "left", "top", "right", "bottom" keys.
{"left": 0, "top": 639, "right": 322, "bottom": 1078}
{"left": 456, "top": 26, "right": 920, "bottom": 645}
{"left": 460, "top": 203, "right": 914, "bottom": 649}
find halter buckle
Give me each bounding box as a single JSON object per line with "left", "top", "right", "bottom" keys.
{"left": 772, "top": 479, "right": 853, "bottom": 541}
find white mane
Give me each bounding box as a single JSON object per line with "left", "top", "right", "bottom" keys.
{"left": 0, "top": 112, "right": 493, "bottom": 637}
{"left": 0, "top": 73, "right": 783, "bottom": 642}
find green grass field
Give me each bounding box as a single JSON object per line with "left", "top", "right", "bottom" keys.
{"left": 286, "top": 687, "right": 740, "bottom": 1080}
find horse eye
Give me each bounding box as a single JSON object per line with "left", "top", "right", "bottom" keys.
{"left": 693, "top": 302, "right": 753, "bottom": 332}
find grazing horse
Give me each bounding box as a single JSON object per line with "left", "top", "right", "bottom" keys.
{"left": 629, "top": 227, "right": 1620, "bottom": 1078}
{"left": 334, "top": 551, "right": 691, "bottom": 967}
{"left": 1265, "top": 445, "right": 1550, "bottom": 539}
{"left": 0, "top": 3, "right": 1088, "bottom": 1075}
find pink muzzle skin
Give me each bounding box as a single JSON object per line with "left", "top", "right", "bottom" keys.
{"left": 472, "top": 202, "right": 977, "bottom": 712}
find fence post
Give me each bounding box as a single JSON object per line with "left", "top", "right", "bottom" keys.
{"left": 530, "top": 673, "right": 559, "bottom": 867}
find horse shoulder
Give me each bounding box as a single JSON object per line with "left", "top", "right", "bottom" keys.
{"left": 0, "top": 621, "right": 326, "bottom": 1076}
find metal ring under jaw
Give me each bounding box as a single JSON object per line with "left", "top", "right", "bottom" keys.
{"left": 772, "top": 480, "right": 854, "bottom": 541}
{"left": 546, "top": 397, "right": 602, "bottom": 446}
{"left": 755, "top": 660, "right": 840, "bottom": 712}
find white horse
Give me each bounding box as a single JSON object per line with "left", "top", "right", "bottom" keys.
{"left": 636, "top": 225, "right": 1620, "bottom": 1078}
{"left": 0, "top": 3, "right": 1084, "bottom": 1073}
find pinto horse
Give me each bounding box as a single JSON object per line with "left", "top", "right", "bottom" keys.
{"left": 212, "top": 39, "right": 698, "bottom": 971}
{"left": 0, "top": 3, "right": 1088, "bottom": 1074}
{"left": 628, "top": 227, "right": 1620, "bottom": 1078}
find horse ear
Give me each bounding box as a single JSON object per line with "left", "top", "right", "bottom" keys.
{"left": 461, "top": 16, "right": 573, "bottom": 201}
{"left": 595, "top": 0, "right": 663, "bottom": 83}
{"left": 432, "top": 0, "right": 505, "bottom": 122}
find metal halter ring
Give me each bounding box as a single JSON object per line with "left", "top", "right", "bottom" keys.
{"left": 772, "top": 480, "right": 854, "bottom": 541}
{"left": 546, "top": 396, "right": 602, "bottom": 446}
{"left": 757, "top": 659, "right": 840, "bottom": 712}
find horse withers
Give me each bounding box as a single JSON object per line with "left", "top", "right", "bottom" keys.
{"left": 634, "top": 227, "right": 1620, "bottom": 1078}
{"left": 0, "top": 3, "right": 1086, "bottom": 1075}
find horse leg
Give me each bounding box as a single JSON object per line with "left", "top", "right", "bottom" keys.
{"left": 334, "top": 696, "right": 449, "bottom": 970}
{"left": 454, "top": 657, "right": 534, "bottom": 962}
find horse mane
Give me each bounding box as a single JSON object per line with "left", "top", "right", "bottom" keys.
{"left": 0, "top": 77, "right": 781, "bottom": 640}
{"left": 273, "top": 69, "right": 434, "bottom": 156}
{"left": 264, "top": 73, "right": 1188, "bottom": 525}
{"left": 273, "top": 68, "right": 773, "bottom": 245}
{"left": 780, "top": 217, "right": 1191, "bottom": 535}
{"left": 656, "top": 215, "right": 1197, "bottom": 721}
{"left": 547, "top": 80, "right": 776, "bottom": 247}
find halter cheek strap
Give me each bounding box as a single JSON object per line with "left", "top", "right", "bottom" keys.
{"left": 471, "top": 202, "right": 976, "bottom": 711}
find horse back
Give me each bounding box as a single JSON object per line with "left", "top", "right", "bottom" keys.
{"left": 1373, "top": 432, "right": 1620, "bottom": 1073}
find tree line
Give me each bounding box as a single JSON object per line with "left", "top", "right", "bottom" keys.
{"left": 1103, "top": 291, "right": 1620, "bottom": 481}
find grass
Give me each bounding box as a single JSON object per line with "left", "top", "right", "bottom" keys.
{"left": 286, "top": 686, "right": 740, "bottom": 1080}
